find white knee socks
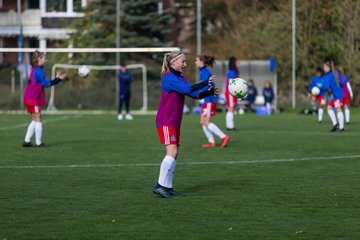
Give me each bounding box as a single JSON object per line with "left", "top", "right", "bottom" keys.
{"left": 202, "top": 125, "right": 215, "bottom": 143}
{"left": 226, "top": 112, "right": 234, "bottom": 129}
{"left": 345, "top": 109, "right": 350, "bottom": 123}
{"left": 318, "top": 108, "right": 324, "bottom": 122}
{"left": 327, "top": 110, "right": 337, "bottom": 126}
{"left": 208, "top": 122, "right": 226, "bottom": 139}
{"left": 158, "top": 155, "right": 176, "bottom": 188}
{"left": 34, "top": 122, "right": 43, "bottom": 145}
{"left": 24, "top": 121, "right": 35, "bottom": 143}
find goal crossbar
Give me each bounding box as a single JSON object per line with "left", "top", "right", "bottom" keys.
{"left": 0, "top": 47, "right": 180, "bottom": 53}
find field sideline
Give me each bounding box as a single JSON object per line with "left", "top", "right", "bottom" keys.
{"left": 0, "top": 110, "right": 359, "bottom": 239}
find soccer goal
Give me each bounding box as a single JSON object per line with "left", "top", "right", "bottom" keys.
{"left": 47, "top": 63, "right": 147, "bottom": 112}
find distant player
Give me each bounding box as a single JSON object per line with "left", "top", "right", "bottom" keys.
{"left": 263, "top": 81, "right": 275, "bottom": 113}
{"left": 338, "top": 66, "right": 353, "bottom": 124}
{"left": 309, "top": 67, "right": 325, "bottom": 122}
{"left": 23, "top": 50, "right": 66, "bottom": 147}
{"left": 117, "top": 63, "right": 133, "bottom": 120}
{"left": 195, "top": 55, "right": 229, "bottom": 148}
{"left": 224, "top": 56, "right": 239, "bottom": 130}
{"left": 245, "top": 79, "right": 258, "bottom": 112}
{"left": 321, "top": 61, "right": 344, "bottom": 132}
{"left": 153, "top": 51, "right": 219, "bottom": 198}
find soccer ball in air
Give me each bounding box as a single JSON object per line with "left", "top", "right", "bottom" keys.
{"left": 228, "top": 78, "right": 249, "bottom": 98}
{"left": 311, "top": 86, "right": 320, "bottom": 96}
{"left": 78, "top": 65, "right": 90, "bottom": 78}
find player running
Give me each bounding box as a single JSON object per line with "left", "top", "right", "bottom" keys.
{"left": 321, "top": 61, "right": 344, "bottom": 132}
{"left": 195, "top": 55, "right": 229, "bottom": 148}
{"left": 153, "top": 51, "right": 219, "bottom": 198}
{"left": 22, "top": 50, "right": 66, "bottom": 147}
{"left": 309, "top": 67, "right": 325, "bottom": 122}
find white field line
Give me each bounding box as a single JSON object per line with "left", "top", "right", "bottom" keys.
{"left": 1, "top": 155, "right": 359, "bottom": 169}
{"left": 0, "top": 115, "right": 82, "bottom": 131}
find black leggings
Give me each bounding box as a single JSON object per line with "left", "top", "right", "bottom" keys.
{"left": 118, "top": 92, "right": 131, "bottom": 114}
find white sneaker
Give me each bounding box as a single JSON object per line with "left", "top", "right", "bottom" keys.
{"left": 117, "top": 114, "right": 123, "bottom": 120}
{"left": 125, "top": 114, "right": 133, "bottom": 120}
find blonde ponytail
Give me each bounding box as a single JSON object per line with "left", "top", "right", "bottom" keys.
{"left": 160, "top": 51, "right": 183, "bottom": 78}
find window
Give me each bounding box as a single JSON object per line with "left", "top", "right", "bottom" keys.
{"left": 46, "top": 0, "right": 66, "bottom": 12}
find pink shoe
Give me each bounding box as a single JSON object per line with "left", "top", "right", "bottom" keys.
{"left": 220, "top": 135, "right": 230, "bottom": 148}
{"left": 202, "top": 142, "right": 216, "bottom": 148}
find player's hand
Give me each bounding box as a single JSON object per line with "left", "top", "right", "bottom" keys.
{"left": 208, "top": 75, "right": 215, "bottom": 85}
{"left": 56, "top": 71, "right": 67, "bottom": 80}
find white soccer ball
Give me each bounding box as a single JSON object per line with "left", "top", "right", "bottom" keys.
{"left": 228, "top": 78, "right": 249, "bottom": 98}
{"left": 311, "top": 86, "right": 320, "bottom": 96}
{"left": 78, "top": 65, "right": 90, "bottom": 78}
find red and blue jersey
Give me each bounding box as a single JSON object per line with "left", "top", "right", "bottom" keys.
{"left": 23, "top": 67, "right": 52, "bottom": 106}
{"left": 225, "top": 70, "right": 239, "bottom": 93}
{"left": 309, "top": 75, "right": 326, "bottom": 97}
{"left": 156, "top": 71, "right": 201, "bottom": 128}
{"left": 340, "top": 74, "right": 350, "bottom": 98}
{"left": 199, "top": 67, "right": 217, "bottom": 103}
{"left": 321, "top": 71, "right": 343, "bottom": 100}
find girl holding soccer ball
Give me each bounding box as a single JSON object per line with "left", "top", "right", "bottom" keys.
{"left": 153, "top": 51, "right": 219, "bottom": 198}
{"left": 195, "top": 55, "right": 229, "bottom": 148}
{"left": 22, "top": 50, "right": 66, "bottom": 147}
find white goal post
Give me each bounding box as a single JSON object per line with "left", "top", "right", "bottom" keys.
{"left": 48, "top": 64, "right": 147, "bottom": 112}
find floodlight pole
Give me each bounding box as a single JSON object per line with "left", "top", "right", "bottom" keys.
{"left": 115, "top": 0, "right": 121, "bottom": 109}
{"left": 196, "top": 0, "right": 201, "bottom": 56}
{"left": 291, "top": 0, "right": 296, "bottom": 108}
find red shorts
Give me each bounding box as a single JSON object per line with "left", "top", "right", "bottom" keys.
{"left": 157, "top": 126, "right": 180, "bottom": 146}
{"left": 329, "top": 99, "right": 343, "bottom": 109}
{"left": 225, "top": 92, "right": 237, "bottom": 108}
{"left": 317, "top": 96, "right": 326, "bottom": 107}
{"left": 26, "top": 105, "right": 41, "bottom": 113}
{"left": 201, "top": 102, "right": 217, "bottom": 117}
{"left": 342, "top": 95, "right": 350, "bottom": 106}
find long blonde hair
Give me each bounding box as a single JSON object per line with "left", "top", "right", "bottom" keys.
{"left": 160, "top": 51, "right": 183, "bottom": 77}
{"left": 324, "top": 61, "right": 340, "bottom": 87}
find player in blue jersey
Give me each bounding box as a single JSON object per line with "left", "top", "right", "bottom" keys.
{"left": 117, "top": 64, "right": 133, "bottom": 120}
{"left": 309, "top": 67, "right": 325, "bottom": 122}
{"left": 321, "top": 61, "right": 345, "bottom": 132}
{"left": 195, "top": 55, "right": 230, "bottom": 148}
{"left": 338, "top": 66, "right": 354, "bottom": 124}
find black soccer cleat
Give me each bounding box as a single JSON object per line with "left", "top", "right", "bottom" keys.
{"left": 22, "top": 141, "right": 33, "bottom": 147}
{"left": 167, "top": 188, "right": 185, "bottom": 196}
{"left": 35, "top": 143, "right": 46, "bottom": 147}
{"left": 330, "top": 124, "right": 339, "bottom": 132}
{"left": 152, "top": 184, "right": 172, "bottom": 199}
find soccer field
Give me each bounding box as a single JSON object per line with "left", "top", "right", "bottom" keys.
{"left": 0, "top": 111, "right": 359, "bottom": 239}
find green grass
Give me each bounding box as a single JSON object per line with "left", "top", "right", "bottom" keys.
{"left": 1, "top": 110, "right": 360, "bottom": 239}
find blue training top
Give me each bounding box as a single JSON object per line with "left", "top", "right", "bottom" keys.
{"left": 198, "top": 67, "right": 217, "bottom": 103}
{"left": 309, "top": 75, "right": 326, "bottom": 97}
{"left": 118, "top": 71, "right": 132, "bottom": 94}
{"left": 321, "top": 71, "right": 343, "bottom": 100}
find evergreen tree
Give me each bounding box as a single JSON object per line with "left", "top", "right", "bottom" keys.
{"left": 68, "top": 0, "right": 175, "bottom": 64}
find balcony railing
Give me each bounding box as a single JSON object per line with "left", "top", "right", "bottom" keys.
{"left": 0, "top": 9, "right": 41, "bottom": 27}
